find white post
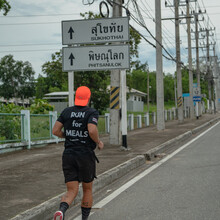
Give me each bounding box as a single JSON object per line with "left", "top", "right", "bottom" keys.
{"left": 196, "top": 102, "right": 199, "bottom": 119}
{"left": 68, "top": 71, "right": 74, "bottom": 106}
{"left": 49, "top": 111, "right": 58, "bottom": 143}
{"left": 153, "top": 112, "right": 156, "bottom": 125}
{"left": 137, "top": 115, "right": 142, "bottom": 128}
{"left": 120, "top": 70, "right": 128, "bottom": 148}
{"left": 129, "top": 114, "right": 134, "bottom": 130}
{"left": 21, "top": 110, "right": 31, "bottom": 149}
{"left": 212, "top": 101, "right": 214, "bottom": 114}
{"left": 145, "top": 113, "right": 149, "bottom": 127}
{"left": 169, "top": 109, "right": 172, "bottom": 120}
{"left": 105, "top": 113, "right": 110, "bottom": 133}
{"left": 164, "top": 110, "right": 167, "bottom": 121}
{"left": 173, "top": 108, "right": 176, "bottom": 119}
{"left": 207, "top": 100, "right": 210, "bottom": 113}
{"left": 184, "top": 109, "right": 187, "bottom": 119}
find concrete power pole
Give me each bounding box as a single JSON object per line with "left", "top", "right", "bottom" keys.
{"left": 194, "top": 14, "right": 202, "bottom": 115}
{"left": 155, "top": 0, "right": 165, "bottom": 130}
{"left": 110, "top": 0, "right": 122, "bottom": 145}
{"left": 147, "top": 70, "right": 150, "bottom": 113}
{"left": 206, "top": 29, "right": 212, "bottom": 113}
{"left": 186, "top": 1, "right": 194, "bottom": 119}
{"left": 213, "top": 46, "right": 218, "bottom": 113}
{"left": 175, "top": 0, "right": 183, "bottom": 122}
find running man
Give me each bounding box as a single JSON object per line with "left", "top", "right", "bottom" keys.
{"left": 52, "top": 86, "right": 104, "bottom": 220}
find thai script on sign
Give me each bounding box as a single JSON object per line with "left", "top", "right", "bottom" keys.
{"left": 92, "top": 23, "right": 123, "bottom": 36}
{"left": 89, "top": 49, "right": 125, "bottom": 63}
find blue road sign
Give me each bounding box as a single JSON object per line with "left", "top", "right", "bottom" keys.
{"left": 182, "top": 93, "right": 190, "bottom": 97}
{"left": 193, "top": 96, "right": 201, "bottom": 102}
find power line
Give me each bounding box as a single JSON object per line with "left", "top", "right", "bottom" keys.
{"left": 0, "top": 13, "right": 80, "bottom": 18}
{"left": 0, "top": 48, "right": 61, "bottom": 53}
{"left": 0, "top": 43, "right": 61, "bottom": 47}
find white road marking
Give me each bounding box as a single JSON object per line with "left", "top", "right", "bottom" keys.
{"left": 73, "top": 121, "right": 220, "bottom": 219}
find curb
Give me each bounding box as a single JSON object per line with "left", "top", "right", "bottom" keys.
{"left": 11, "top": 116, "right": 220, "bottom": 220}
{"left": 11, "top": 155, "right": 146, "bottom": 220}
{"left": 145, "top": 116, "right": 220, "bottom": 160}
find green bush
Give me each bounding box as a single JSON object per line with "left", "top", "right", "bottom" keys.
{"left": 0, "top": 103, "right": 23, "bottom": 141}
{"left": 0, "top": 101, "right": 54, "bottom": 142}
{"left": 30, "top": 99, "right": 54, "bottom": 114}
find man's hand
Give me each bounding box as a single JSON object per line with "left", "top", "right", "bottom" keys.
{"left": 97, "top": 140, "right": 104, "bottom": 150}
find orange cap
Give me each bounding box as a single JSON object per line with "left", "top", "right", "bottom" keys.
{"left": 75, "top": 86, "right": 91, "bottom": 106}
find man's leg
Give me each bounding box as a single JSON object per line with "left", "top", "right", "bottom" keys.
{"left": 54, "top": 181, "right": 79, "bottom": 220}
{"left": 81, "top": 181, "right": 93, "bottom": 220}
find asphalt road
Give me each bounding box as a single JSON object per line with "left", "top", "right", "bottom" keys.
{"left": 85, "top": 121, "right": 220, "bottom": 220}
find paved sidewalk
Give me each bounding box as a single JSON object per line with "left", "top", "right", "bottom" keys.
{"left": 0, "top": 113, "right": 219, "bottom": 219}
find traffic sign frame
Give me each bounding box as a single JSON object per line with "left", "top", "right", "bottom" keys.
{"left": 62, "top": 17, "right": 130, "bottom": 45}
{"left": 62, "top": 44, "right": 130, "bottom": 72}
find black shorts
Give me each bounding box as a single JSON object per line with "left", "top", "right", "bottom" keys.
{"left": 62, "top": 148, "right": 96, "bottom": 183}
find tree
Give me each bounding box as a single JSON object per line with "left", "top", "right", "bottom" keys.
{"left": 74, "top": 71, "right": 110, "bottom": 113}
{"left": 0, "top": 55, "right": 35, "bottom": 101}
{"left": 41, "top": 51, "right": 68, "bottom": 93}
{"left": 35, "top": 75, "right": 48, "bottom": 99}
{"left": 164, "top": 73, "right": 175, "bottom": 102}
{"left": 0, "top": 0, "right": 11, "bottom": 15}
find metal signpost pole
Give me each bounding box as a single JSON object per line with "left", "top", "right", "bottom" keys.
{"left": 68, "top": 71, "right": 74, "bottom": 107}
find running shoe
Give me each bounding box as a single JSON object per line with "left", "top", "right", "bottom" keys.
{"left": 53, "top": 210, "right": 64, "bottom": 220}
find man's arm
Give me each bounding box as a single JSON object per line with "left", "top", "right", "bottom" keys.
{"left": 88, "top": 123, "right": 104, "bottom": 150}
{"left": 52, "top": 121, "right": 65, "bottom": 138}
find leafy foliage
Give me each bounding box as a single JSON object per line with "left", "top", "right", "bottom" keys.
{"left": 0, "top": 55, "right": 36, "bottom": 101}
{"left": 0, "top": 103, "right": 24, "bottom": 141}
{"left": 30, "top": 99, "right": 54, "bottom": 114}
{"left": 0, "top": 0, "right": 11, "bottom": 16}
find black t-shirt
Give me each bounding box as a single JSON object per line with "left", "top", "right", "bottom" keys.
{"left": 57, "top": 105, "right": 99, "bottom": 150}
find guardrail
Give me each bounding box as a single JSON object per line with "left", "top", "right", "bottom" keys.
{"left": 0, "top": 107, "right": 194, "bottom": 153}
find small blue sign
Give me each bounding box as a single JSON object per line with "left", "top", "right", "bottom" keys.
{"left": 182, "top": 93, "right": 190, "bottom": 97}
{"left": 193, "top": 96, "right": 201, "bottom": 102}
{"left": 193, "top": 83, "right": 198, "bottom": 88}
{"left": 218, "top": 98, "right": 220, "bottom": 103}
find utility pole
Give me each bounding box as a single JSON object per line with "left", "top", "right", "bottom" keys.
{"left": 110, "top": 0, "right": 122, "bottom": 145}
{"left": 155, "top": 0, "right": 165, "bottom": 130}
{"left": 175, "top": 0, "right": 183, "bottom": 122}
{"left": 147, "top": 70, "right": 150, "bottom": 113}
{"left": 213, "top": 45, "right": 218, "bottom": 113}
{"left": 194, "top": 14, "right": 201, "bottom": 115}
{"left": 186, "top": 0, "right": 194, "bottom": 119}
{"left": 206, "top": 28, "right": 212, "bottom": 113}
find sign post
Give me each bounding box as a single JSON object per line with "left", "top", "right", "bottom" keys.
{"left": 61, "top": 16, "right": 130, "bottom": 147}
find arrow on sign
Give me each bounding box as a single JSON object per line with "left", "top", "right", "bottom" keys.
{"left": 69, "top": 53, "right": 75, "bottom": 66}
{"left": 68, "top": 27, "right": 74, "bottom": 39}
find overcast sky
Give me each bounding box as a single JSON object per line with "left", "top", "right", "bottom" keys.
{"left": 0, "top": 0, "right": 219, "bottom": 78}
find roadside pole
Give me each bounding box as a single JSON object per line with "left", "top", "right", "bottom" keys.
{"left": 121, "top": 70, "right": 128, "bottom": 148}
{"left": 147, "top": 70, "right": 150, "bottom": 113}
{"left": 110, "top": 0, "right": 122, "bottom": 145}
{"left": 175, "top": 0, "right": 183, "bottom": 122}
{"left": 68, "top": 71, "right": 74, "bottom": 106}
{"left": 186, "top": 1, "right": 194, "bottom": 119}
{"left": 155, "top": 0, "right": 165, "bottom": 130}
{"left": 206, "top": 29, "right": 212, "bottom": 113}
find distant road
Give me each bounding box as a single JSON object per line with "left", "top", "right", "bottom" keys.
{"left": 86, "top": 122, "right": 220, "bottom": 220}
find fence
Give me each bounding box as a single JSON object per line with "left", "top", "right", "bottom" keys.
{"left": 0, "top": 107, "right": 193, "bottom": 153}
